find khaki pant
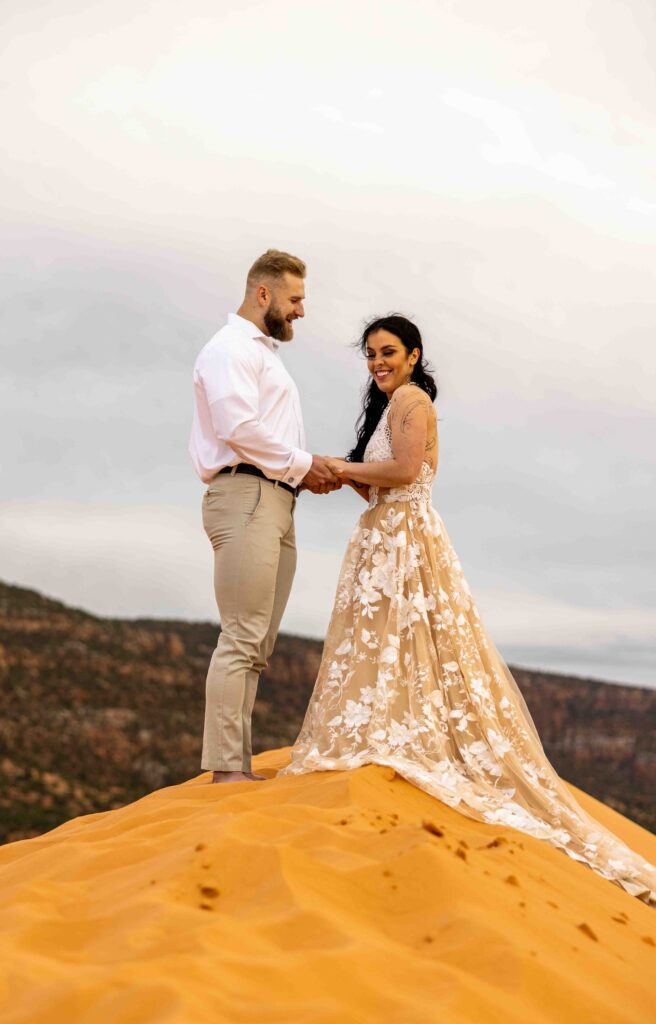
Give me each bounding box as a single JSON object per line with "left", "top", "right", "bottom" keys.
{"left": 201, "top": 471, "right": 297, "bottom": 772}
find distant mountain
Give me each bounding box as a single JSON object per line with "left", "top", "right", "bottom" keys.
{"left": 0, "top": 579, "right": 654, "bottom": 843}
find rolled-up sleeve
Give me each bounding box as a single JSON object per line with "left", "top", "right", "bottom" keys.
{"left": 200, "top": 343, "right": 312, "bottom": 485}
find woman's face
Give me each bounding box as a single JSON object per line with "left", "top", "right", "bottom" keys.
{"left": 366, "top": 329, "right": 419, "bottom": 396}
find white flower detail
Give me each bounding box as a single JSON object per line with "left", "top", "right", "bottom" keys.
{"left": 465, "top": 740, "right": 502, "bottom": 777}
{"left": 388, "top": 721, "right": 413, "bottom": 747}
{"left": 487, "top": 729, "right": 512, "bottom": 759}
{"left": 470, "top": 677, "right": 489, "bottom": 699}
{"left": 343, "top": 700, "right": 372, "bottom": 730}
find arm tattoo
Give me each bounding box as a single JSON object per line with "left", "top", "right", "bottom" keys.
{"left": 400, "top": 399, "right": 425, "bottom": 433}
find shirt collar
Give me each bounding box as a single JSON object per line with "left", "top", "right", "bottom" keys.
{"left": 228, "top": 312, "right": 279, "bottom": 352}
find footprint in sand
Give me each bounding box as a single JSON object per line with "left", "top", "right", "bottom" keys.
{"left": 485, "top": 837, "right": 507, "bottom": 849}
{"left": 422, "top": 821, "right": 444, "bottom": 837}
{"left": 577, "top": 923, "right": 598, "bottom": 942}
{"left": 504, "top": 875, "right": 520, "bottom": 887}
{"left": 198, "top": 885, "right": 220, "bottom": 899}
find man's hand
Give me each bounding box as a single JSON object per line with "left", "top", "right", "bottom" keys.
{"left": 303, "top": 455, "right": 340, "bottom": 491}
{"left": 303, "top": 480, "right": 343, "bottom": 495}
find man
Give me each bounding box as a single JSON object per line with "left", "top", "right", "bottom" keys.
{"left": 189, "top": 249, "right": 338, "bottom": 784}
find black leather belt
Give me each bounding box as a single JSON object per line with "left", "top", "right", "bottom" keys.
{"left": 217, "top": 463, "right": 299, "bottom": 496}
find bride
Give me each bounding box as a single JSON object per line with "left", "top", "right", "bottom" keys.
{"left": 279, "top": 314, "right": 656, "bottom": 907}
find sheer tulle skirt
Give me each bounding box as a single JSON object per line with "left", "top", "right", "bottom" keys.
{"left": 281, "top": 494, "right": 656, "bottom": 906}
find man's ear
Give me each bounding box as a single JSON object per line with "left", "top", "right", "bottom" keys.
{"left": 256, "top": 283, "right": 270, "bottom": 307}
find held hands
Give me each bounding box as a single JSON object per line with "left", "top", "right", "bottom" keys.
{"left": 302, "top": 455, "right": 343, "bottom": 495}
{"left": 305, "top": 481, "right": 342, "bottom": 495}
{"left": 302, "top": 455, "right": 359, "bottom": 495}
{"left": 302, "top": 456, "right": 366, "bottom": 498}
{"left": 323, "top": 457, "right": 351, "bottom": 480}
{"left": 325, "top": 457, "right": 369, "bottom": 500}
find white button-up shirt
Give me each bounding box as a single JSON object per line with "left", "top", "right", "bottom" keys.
{"left": 189, "top": 313, "right": 313, "bottom": 486}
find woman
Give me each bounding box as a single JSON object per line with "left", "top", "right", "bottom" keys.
{"left": 279, "top": 314, "right": 656, "bottom": 907}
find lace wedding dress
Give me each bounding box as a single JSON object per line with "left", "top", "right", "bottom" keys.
{"left": 280, "top": 403, "right": 656, "bottom": 906}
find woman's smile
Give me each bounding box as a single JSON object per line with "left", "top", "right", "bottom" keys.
{"left": 366, "top": 329, "right": 418, "bottom": 394}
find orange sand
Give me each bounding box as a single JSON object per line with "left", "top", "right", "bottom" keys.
{"left": 0, "top": 748, "right": 654, "bottom": 1024}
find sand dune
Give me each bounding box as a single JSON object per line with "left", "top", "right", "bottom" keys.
{"left": 0, "top": 749, "right": 654, "bottom": 1023}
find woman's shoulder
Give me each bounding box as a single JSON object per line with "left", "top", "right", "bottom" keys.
{"left": 390, "top": 383, "right": 434, "bottom": 410}
{"left": 388, "top": 384, "right": 436, "bottom": 435}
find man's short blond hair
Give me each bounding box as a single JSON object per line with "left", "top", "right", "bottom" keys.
{"left": 247, "top": 249, "right": 306, "bottom": 288}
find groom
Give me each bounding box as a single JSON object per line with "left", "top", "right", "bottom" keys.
{"left": 189, "top": 249, "right": 338, "bottom": 784}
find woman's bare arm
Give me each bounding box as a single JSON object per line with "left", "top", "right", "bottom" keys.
{"left": 345, "top": 479, "right": 370, "bottom": 501}
{"left": 327, "top": 386, "right": 432, "bottom": 487}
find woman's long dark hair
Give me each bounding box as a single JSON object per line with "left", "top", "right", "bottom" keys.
{"left": 347, "top": 315, "right": 438, "bottom": 463}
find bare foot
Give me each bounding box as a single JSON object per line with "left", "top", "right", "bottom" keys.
{"left": 210, "top": 770, "right": 252, "bottom": 784}
{"left": 245, "top": 772, "right": 267, "bottom": 781}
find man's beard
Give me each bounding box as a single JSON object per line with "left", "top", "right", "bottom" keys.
{"left": 264, "top": 304, "right": 294, "bottom": 342}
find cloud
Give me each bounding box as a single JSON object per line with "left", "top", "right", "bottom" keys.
{"left": 316, "top": 105, "right": 384, "bottom": 135}
{"left": 442, "top": 87, "right": 617, "bottom": 194}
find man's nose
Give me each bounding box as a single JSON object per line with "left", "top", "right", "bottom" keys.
{"left": 296, "top": 303, "right": 305, "bottom": 318}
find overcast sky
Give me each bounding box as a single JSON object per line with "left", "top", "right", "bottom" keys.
{"left": 2, "top": 0, "right": 655, "bottom": 688}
